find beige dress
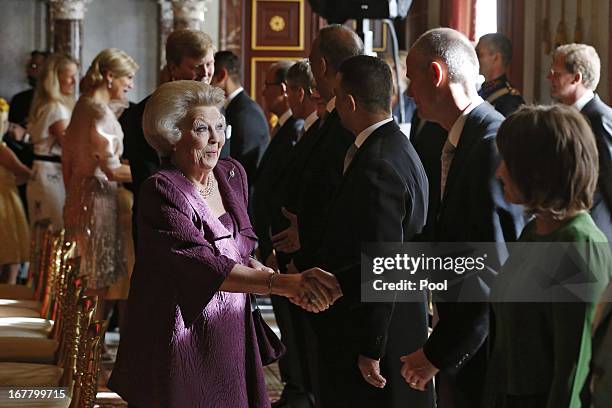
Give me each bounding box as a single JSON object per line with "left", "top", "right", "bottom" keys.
{"left": 63, "top": 97, "right": 127, "bottom": 290}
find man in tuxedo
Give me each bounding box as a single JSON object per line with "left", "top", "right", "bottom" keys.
{"left": 272, "top": 25, "right": 362, "bottom": 273}
{"left": 211, "top": 51, "right": 269, "bottom": 186}
{"left": 306, "top": 55, "right": 431, "bottom": 408}
{"left": 400, "top": 28, "right": 524, "bottom": 408}
{"left": 547, "top": 43, "right": 612, "bottom": 241}
{"left": 120, "top": 29, "right": 215, "bottom": 245}
{"left": 476, "top": 33, "right": 524, "bottom": 117}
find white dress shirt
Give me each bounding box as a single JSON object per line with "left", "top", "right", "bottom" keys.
{"left": 573, "top": 89, "right": 595, "bottom": 112}
{"left": 303, "top": 110, "right": 318, "bottom": 133}
{"left": 277, "top": 109, "right": 292, "bottom": 127}
{"left": 224, "top": 87, "right": 244, "bottom": 109}
{"left": 343, "top": 117, "right": 393, "bottom": 173}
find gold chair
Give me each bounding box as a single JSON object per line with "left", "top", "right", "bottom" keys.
{"left": 0, "top": 232, "right": 73, "bottom": 329}
{"left": 0, "top": 250, "right": 80, "bottom": 363}
{"left": 0, "top": 294, "right": 99, "bottom": 408}
{"left": 71, "top": 320, "right": 109, "bottom": 408}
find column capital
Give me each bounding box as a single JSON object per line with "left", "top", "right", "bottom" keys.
{"left": 171, "top": 0, "right": 212, "bottom": 23}
{"left": 49, "top": 0, "right": 92, "bottom": 20}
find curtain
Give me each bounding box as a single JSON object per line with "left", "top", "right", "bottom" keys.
{"left": 440, "top": 0, "right": 477, "bottom": 41}
{"left": 497, "top": 0, "right": 525, "bottom": 93}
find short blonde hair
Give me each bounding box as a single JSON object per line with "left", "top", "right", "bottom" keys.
{"left": 80, "top": 48, "right": 139, "bottom": 93}
{"left": 143, "top": 80, "right": 225, "bottom": 157}
{"left": 553, "top": 43, "right": 601, "bottom": 90}
{"left": 166, "top": 29, "right": 215, "bottom": 66}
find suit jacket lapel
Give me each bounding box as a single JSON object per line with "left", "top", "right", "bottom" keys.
{"left": 440, "top": 104, "right": 489, "bottom": 206}
{"left": 337, "top": 121, "right": 397, "bottom": 192}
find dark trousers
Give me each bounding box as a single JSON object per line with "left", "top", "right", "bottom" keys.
{"left": 271, "top": 294, "right": 317, "bottom": 407}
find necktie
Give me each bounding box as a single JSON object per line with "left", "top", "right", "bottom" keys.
{"left": 440, "top": 139, "right": 455, "bottom": 198}
{"left": 343, "top": 143, "right": 358, "bottom": 174}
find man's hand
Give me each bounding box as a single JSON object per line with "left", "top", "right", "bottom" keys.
{"left": 399, "top": 348, "right": 439, "bottom": 391}
{"left": 358, "top": 355, "right": 386, "bottom": 388}
{"left": 271, "top": 207, "right": 300, "bottom": 253}
{"left": 288, "top": 267, "right": 342, "bottom": 312}
{"left": 302, "top": 268, "right": 342, "bottom": 304}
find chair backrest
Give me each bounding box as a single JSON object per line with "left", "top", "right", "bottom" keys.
{"left": 59, "top": 293, "right": 97, "bottom": 389}
{"left": 39, "top": 231, "right": 73, "bottom": 320}
{"left": 71, "top": 319, "right": 108, "bottom": 408}
{"left": 30, "top": 219, "right": 53, "bottom": 300}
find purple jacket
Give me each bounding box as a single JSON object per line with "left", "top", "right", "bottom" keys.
{"left": 108, "top": 158, "right": 270, "bottom": 408}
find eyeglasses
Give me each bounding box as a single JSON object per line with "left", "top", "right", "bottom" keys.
{"left": 548, "top": 68, "right": 571, "bottom": 78}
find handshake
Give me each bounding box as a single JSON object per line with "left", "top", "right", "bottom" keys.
{"left": 288, "top": 267, "right": 343, "bottom": 313}
{"left": 251, "top": 257, "right": 342, "bottom": 312}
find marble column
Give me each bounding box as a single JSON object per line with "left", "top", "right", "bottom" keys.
{"left": 48, "top": 0, "right": 92, "bottom": 66}
{"left": 171, "top": 0, "right": 212, "bottom": 31}
{"left": 158, "top": 0, "right": 174, "bottom": 76}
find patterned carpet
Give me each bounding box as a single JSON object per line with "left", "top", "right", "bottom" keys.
{"left": 95, "top": 312, "right": 283, "bottom": 407}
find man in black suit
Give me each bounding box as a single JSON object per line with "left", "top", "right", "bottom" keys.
{"left": 547, "top": 43, "right": 612, "bottom": 241}
{"left": 270, "top": 61, "right": 322, "bottom": 269}
{"left": 305, "top": 55, "right": 431, "bottom": 408}
{"left": 211, "top": 51, "right": 269, "bottom": 186}
{"left": 254, "top": 61, "right": 302, "bottom": 266}
{"left": 272, "top": 25, "right": 362, "bottom": 274}
{"left": 252, "top": 60, "right": 310, "bottom": 408}
{"left": 476, "top": 33, "right": 525, "bottom": 117}
{"left": 400, "top": 28, "right": 524, "bottom": 408}
{"left": 121, "top": 29, "right": 215, "bottom": 246}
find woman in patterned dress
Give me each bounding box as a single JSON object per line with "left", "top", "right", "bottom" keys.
{"left": 26, "top": 53, "right": 77, "bottom": 230}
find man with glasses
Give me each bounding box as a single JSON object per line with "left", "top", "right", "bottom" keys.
{"left": 211, "top": 51, "right": 269, "bottom": 190}
{"left": 254, "top": 60, "right": 313, "bottom": 408}
{"left": 547, "top": 43, "right": 612, "bottom": 241}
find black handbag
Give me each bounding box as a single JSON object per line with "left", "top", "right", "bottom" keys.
{"left": 250, "top": 294, "right": 285, "bottom": 366}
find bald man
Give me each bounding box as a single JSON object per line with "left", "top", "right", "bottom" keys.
{"left": 401, "top": 28, "right": 524, "bottom": 408}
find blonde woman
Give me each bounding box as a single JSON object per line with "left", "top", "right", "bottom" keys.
{"left": 0, "top": 98, "right": 32, "bottom": 283}
{"left": 26, "top": 53, "right": 77, "bottom": 229}
{"left": 63, "top": 49, "right": 138, "bottom": 322}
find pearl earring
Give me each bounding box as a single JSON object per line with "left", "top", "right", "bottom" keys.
{"left": 107, "top": 79, "right": 112, "bottom": 89}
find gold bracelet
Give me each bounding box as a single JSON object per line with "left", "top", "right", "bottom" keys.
{"left": 268, "top": 271, "right": 279, "bottom": 295}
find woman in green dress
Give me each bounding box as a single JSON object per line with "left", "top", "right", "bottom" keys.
{"left": 483, "top": 105, "right": 612, "bottom": 408}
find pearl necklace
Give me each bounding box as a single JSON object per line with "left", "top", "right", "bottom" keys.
{"left": 176, "top": 165, "right": 216, "bottom": 199}
{"left": 197, "top": 173, "right": 216, "bottom": 199}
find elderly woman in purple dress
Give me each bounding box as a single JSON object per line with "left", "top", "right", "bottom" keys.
{"left": 108, "top": 80, "right": 340, "bottom": 408}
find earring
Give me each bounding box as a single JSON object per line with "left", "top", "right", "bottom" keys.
{"left": 107, "top": 79, "right": 112, "bottom": 89}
